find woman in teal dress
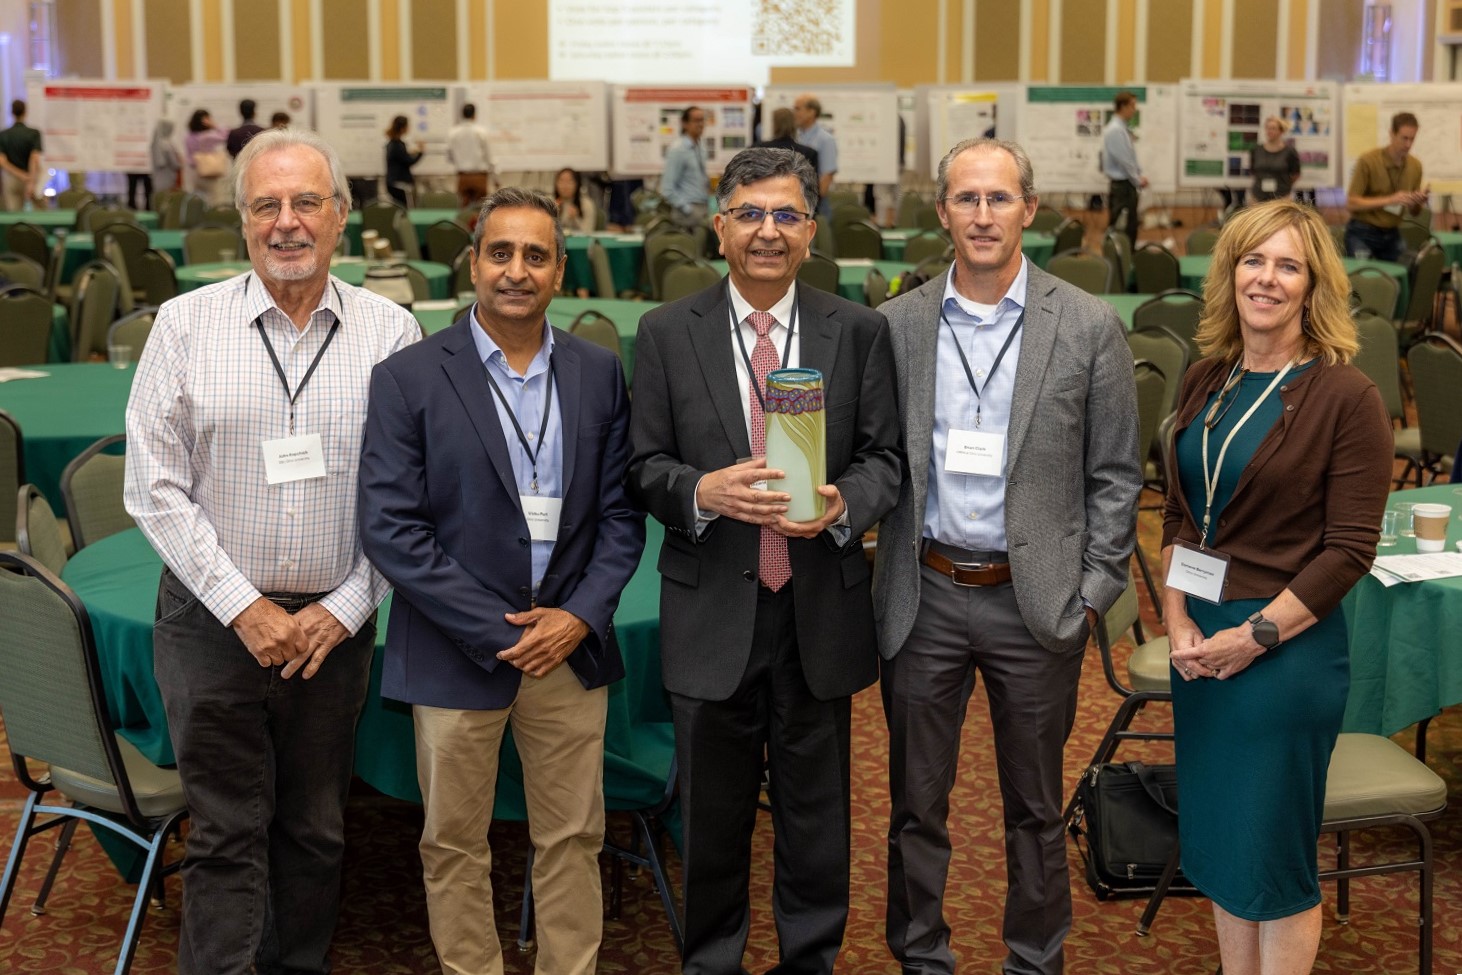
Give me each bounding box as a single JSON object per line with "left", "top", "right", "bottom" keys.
{"left": 1160, "top": 200, "right": 1393, "bottom": 974}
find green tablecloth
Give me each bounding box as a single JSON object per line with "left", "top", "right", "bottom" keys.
{"left": 61, "top": 522, "right": 671, "bottom": 813}
{"left": 1432, "top": 230, "right": 1462, "bottom": 266}
{"left": 563, "top": 233, "right": 644, "bottom": 295}
{"left": 344, "top": 208, "right": 461, "bottom": 256}
{"left": 708, "top": 259, "right": 913, "bottom": 305}
{"left": 176, "top": 259, "right": 452, "bottom": 300}
{"left": 1342, "top": 484, "right": 1462, "bottom": 737}
{"left": 61, "top": 229, "right": 187, "bottom": 281}
{"left": 1098, "top": 294, "right": 1147, "bottom": 331}
{"left": 880, "top": 229, "right": 1055, "bottom": 269}
{"left": 41, "top": 303, "right": 69, "bottom": 363}
{"left": 0, "top": 362, "right": 133, "bottom": 501}
{"left": 0, "top": 209, "right": 158, "bottom": 231}
{"left": 1178, "top": 255, "right": 1409, "bottom": 316}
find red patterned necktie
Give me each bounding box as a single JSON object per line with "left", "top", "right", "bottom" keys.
{"left": 747, "top": 310, "right": 791, "bottom": 592}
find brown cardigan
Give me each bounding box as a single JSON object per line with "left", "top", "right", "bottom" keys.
{"left": 1161, "top": 355, "right": 1394, "bottom": 619}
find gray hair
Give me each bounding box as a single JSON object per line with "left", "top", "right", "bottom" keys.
{"left": 935, "top": 138, "right": 1037, "bottom": 203}
{"left": 232, "top": 128, "right": 351, "bottom": 215}
{"left": 471, "top": 187, "right": 566, "bottom": 262}
{"left": 716, "top": 147, "right": 819, "bottom": 214}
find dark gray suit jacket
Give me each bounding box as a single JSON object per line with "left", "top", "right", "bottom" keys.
{"left": 872, "top": 264, "right": 1141, "bottom": 657}
{"left": 627, "top": 280, "right": 903, "bottom": 702}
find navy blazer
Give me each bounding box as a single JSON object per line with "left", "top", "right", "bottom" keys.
{"left": 358, "top": 314, "right": 645, "bottom": 711}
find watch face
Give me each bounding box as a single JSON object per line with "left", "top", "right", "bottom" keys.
{"left": 1253, "top": 620, "right": 1280, "bottom": 648}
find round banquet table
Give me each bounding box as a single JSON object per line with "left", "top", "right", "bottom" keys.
{"left": 1178, "top": 254, "right": 1409, "bottom": 315}
{"left": 1341, "top": 484, "right": 1462, "bottom": 738}
{"left": 175, "top": 258, "right": 452, "bottom": 299}
{"left": 61, "top": 522, "right": 672, "bottom": 813}
{"left": 563, "top": 233, "right": 645, "bottom": 295}
{"left": 0, "top": 363, "right": 133, "bottom": 502}
{"left": 0, "top": 209, "right": 158, "bottom": 231}
{"left": 880, "top": 229, "right": 1055, "bottom": 268}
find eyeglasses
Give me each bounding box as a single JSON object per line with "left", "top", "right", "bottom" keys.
{"left": 246, "top": 193, "right": 338, "bottom": 221}
{"left": 724, "top": 206, "right": 812, "bottom": 227}
{"left": 1204, "top": 368, "right": 1249, "bottom": 430}
{"left": 939, "top": 192, "right": 1026, "bottom": 212}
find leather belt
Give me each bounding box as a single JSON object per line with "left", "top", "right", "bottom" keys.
{"left": 920, "top": 548, "right": 1012, "bottom": 587}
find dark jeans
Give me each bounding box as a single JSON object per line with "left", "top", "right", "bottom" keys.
{"left": 1108, "top": 179, "right": 1139, "bottom": 248}
{"left": 1344, "top": 220, "right": 1404, "bottom": 263}
{"left": 152, "top": 567, "right": 374, "bottom": 975}
{"left": 126, "top": 173, "right": 152, "bottom": 211}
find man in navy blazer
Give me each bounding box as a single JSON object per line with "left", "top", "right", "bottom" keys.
{"left": 358, "top": 187, "right": 644, "bottom": 975}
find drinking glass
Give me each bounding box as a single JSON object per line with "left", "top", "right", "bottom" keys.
{"left": 1394, "top": 502, "right": 1416, "bottom": 537}
{"left": 1378, "top": 510, "right": 1398, "bottom": 546}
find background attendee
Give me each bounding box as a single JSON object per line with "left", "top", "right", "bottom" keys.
{"left": 384, "top": 115, "right": 424, "bottom": 208}
{"left": 1163, "top": 199, "right": 1393, "bottom": 975}
{"left": 123, "top": 127, "right": 420, "bottom": 975}
{"left": 446, "top": 102, "right": 493, "bottom": 208}
{"left": 150, "top": 118, "right": 182, "bottom": 199}
{"left": 0, "top": 99, "right": 42, "bottom": 210}
{"left": 661, "top": 105, "right": 708, "bottom": 231}
{"left": 226, "top": 98, "right": 264, "bottom": 157}
{"left": 271, "top": 111, "right": 291, "bottom": 129}
{"left": 552, "top": 167, "right": 597, "bottom": 233}
{"left": 1250, "top": 115, "right": 1302, "bottom": 203}
{"left": 184, "top": 108, "right": 229, "bottom": 204}
{"left": 793, "top": 94, "right": 838, "bottom": 216}
{"left": 754, "top": 107, "right": 818, "bottom": 174}
{"left": 1345, "top": 111, "right": 1427, "bottom": 262}
{"left": 1102, "top": 90, "right": 1146, "bottom": 247}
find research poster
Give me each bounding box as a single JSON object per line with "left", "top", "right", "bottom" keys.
{"left": 1342, "top": 82, "right": 1462, "bottom": 193}
{"left": 167, "top": 84, "right": 313, "bottom": 142}
{"left": 1178, "top": 79, "right": 1339, "bottom": 190}
{"left": 311, "top": 84, "right": 457, "bottom": 176}
{"left": 1020, "top": 85, "right": 1179, "bottom": 194}
{"left": 610, "top": 85, "right": 752, "bottom": 177}
{"left": 469, "top": 81, "right": 609, "bottom": 173}
{"left": 919, "top": 85, "right": 1021, "bottom": 180}
{"left": 761, "top": 86, "right": 900, "bottom": 185}
{"left": 34, "top": 81, "right": 166, "bottom": 172}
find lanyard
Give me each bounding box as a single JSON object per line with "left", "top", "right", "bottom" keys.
{"left": 256, "top": 317, "right": 339, "bottom": 436}
{"left": 1198, "top": 358, "right": 1294, "bottom": 547}
{"left": 941, "top": 306, "right": 1025, "bottom": 428}
{"left": 731, "top": 291, "right": 798, "bottom": 414}
{"left": 484, "top": 355, "right": 556, "bottom": 495}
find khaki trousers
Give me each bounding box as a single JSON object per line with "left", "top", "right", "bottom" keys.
{"left": 414, "top": 664, "right": 608, "bottom": 975}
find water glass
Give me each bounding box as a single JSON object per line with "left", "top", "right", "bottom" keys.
{"left": 217, "top": 248, "right": 237, "bottom": 263}
{"left": 107, "top": 344, "right": 132, "bottom": 369}
{"left": 1378, "top": 510, "right": 1398, "bottom": 546}
{"left": 1394, "top": 502, "right": 1416, "bottom": 537}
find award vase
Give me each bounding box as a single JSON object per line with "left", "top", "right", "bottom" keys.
{"left": 764, "top": 368, "right": 826, "bottom": 522}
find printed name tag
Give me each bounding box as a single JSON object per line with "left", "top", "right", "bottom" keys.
{"left": 1165, "top": 541, "right": 1230, "bottom": 605}
{"left": 1260, "top": 178, "right": 1277, "bottom": 193}
{"left": 1383, "top": 203, "right": 1405, "bottom": 216}
{"left": 521, "top": 494, "right": 562, "bottom": 542}
{"left": 944, "top": 429, "right": 1005, "bottom": 477}
{"left": 262, "top": 434, "right": 327, "bottom": 485}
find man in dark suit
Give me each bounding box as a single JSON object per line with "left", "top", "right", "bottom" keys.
{"left": 628, "top": 147, "right": 902, "bottom": 975}
{"left": 358, "top": 187, "right": 644, "bottom": 975}
{"left": 873, "top": 138, "right": 1141, "bottom": 975}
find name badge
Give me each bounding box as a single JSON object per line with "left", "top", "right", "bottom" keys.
{"left": 944, "top": 429, "right": 1005, "bottom": 477}
{"left": 262, "top": 434, "right": 327, "bottom": 485}
{"left": 1383, "top": 203, "right": 1405, "bottom": 216}
{"left": 1259, "top": 178, "right": 1278, "bottom": 193}
{"left": 521, "top": 494, "right": 562, "bottom": 542}
{"left": 1165, "top": 541, "right": 1230, "bottom": 605}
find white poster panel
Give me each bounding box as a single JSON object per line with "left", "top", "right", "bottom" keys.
{"left": 309, "top": 84, "right": 459, "bottom": 176}
{"left": 1177, "top": 79, "right": 1339, "bottom": 190}
{"left": 919, "top": 85, "right": 1022, "bottom": 180}
{"left": 1342, "top": 83, "right": 1462, "bottom": 194}
{"left": 610, "top": 85, "right": 753, "bottom": 178}
{"left": 761, "top": 86, "right": 900, "bottom": 185}
{"left": 166, "top": 84, "right": 313, "bottom": 141}
{"left": 1019, "top": 85, "right": 1178, "bottom": 194}
{"left": 466, "top": 81, "right": 609, "bottom": 173}
{"left": 34, "top": 81, "right": 166, "bottom": 172}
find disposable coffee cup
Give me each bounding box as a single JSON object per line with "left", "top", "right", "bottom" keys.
{"left": 1412, "top": 503, "right": 1451, "bottom": 552}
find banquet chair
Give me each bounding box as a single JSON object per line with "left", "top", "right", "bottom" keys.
{"left": 0, "top": 252, "right": 46, "bottom": 291}
{"left": 1351, "top": 311, "right": 1423, "bottom": 488}
{"left": 16, "top": 484, "right": 69, "bottom": 574}
{"left": 5, "top": 221, "right": 51, "bottom": 273}
{"left": 1102, "top": 228, "right": 1133, "bottom": 292}
{"left": 661, "top": 259, "right": 720, "bottom": 303}
{"left": 644, "top": 233, "right": 697, "bottom": 300}
{"left": 202, "top": 205, "right": 242, "bottom": 227}
{"left": 417, "top": 189, "right": 459, "bottom": 209}
{"left": 0, "top": 287, "right": 53, "bottom": 368}
{"left": 902, "top": 230, "right": 951, "bottom": 267}
{"left": 1397, "top": 219, "right": 1432, "bottom": 256}
{"left": 1131, "top": 360, "right": 1166, "bottom": 483}
{"left": 1132, "top": 290, "right": 1203, "bottom": 361}
{"left": 1185, "top": 226, "right": 1220, "bottom": 256}
{"left": 1127, "top": 326, "right": 1188, "bottom": 478}
{"left": 1132, "top": 242, "right": 1180, "bottom": 294}
{"left": 106, "top": 310, "right": 155, "bottom": 362}
{"left": 150, "top": 188, "right": 180, "bottom": 219}
{"left": 98, "top": 223, "right": 151, "bottom": 303}
{"left": 136, "top": 248, "right": 178, "bottom": 306}
{"left": 69, "top": 260, "right": 123, "bottom": 363}
{"left": 0, "top": 410, "right": 21, "bottom": 545}
{"left": 393, "top": 210, "right": 423, "bottom": 261}
{"left": 86, "top": 208, "right": 140, "bottom": 234}
{"left": 586, "top": 239, "right": 629, "bottom": 300}
{"left": 864, "top": 266, "right": 889, "bottom": 308}
{"left": 1403, "top": 333, "right": 1462, "bottom": 485}
{"left": 913, "top": 202, "right": 943, "bottom": 232}
{"left": 99, "top": 238, "right": 137, "bottom": 315}
{"left": 60, "top": 435, "right": 133, "bottom": 552}
{"left": 182, "top": 225, "right": 245, "bottom": 265}
{"left": 1052, "top": 218, "right": 1085, "bottom": 255}
{"left": 56, "top": 188, "right": 95, "bottom": 210}
{"left": 1396, "top": 239, "right": 1445, "bottom": 345}
{"left": 796, "top": 251, "right": 840, "bottom": 295}
{"left": 569, "top": 311, "right": 622, "bottom": 359}
{"left": 0, "top": 551, "right": 188, "bottom": 975}
{"left": 1029, "top": 204, "right": 1064, "bottom": 233}
{"left": 1046, "top": 250, "right": 1113, "bottom": 295}
{"left": 425, "top": 219, "right": 471, "bottom": 265}
{"left": 1348, "top": 266, "right": 1400, "bottom": 319}
{"left": 895, "top": 192, "right": 927, "bottom": 229}
{"left": 836, "top": 219, "right": 884, "bottom": 260}
{"left": 450, "top": 245, "right": 474, "bottom": 298}
{"left": 1137, "top": 734, "right": 1446, "bottom": 975}
{"left": 361, "top": 199, "right": 406, "bottom": 252}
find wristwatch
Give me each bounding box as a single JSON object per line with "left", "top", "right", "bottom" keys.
{"left": 1246, "top": 611, "right": 1281, "bottom": 649}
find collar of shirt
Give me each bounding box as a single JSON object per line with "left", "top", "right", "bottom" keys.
{"left": 727, "top": 279, "right": 798, "bottom": 335}
{"left": 468, "top": 305, "right": 555, "bottom": 380}
{"left": 941, "top": 255, "right": 1029, "bottom": 322}
{"left": 242, "top": 271, "right": 343, "bottom": 346}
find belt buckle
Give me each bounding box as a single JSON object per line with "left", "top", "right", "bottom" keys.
{"left": 948, "top": 559, "right": 994, "bottom": 587}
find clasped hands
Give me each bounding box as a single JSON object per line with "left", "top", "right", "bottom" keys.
{"left": 1167, "top": 618, "right": 1262, "bottom": 682}
{"left": 696, "top": 457, "right": 845, "bottom": 539}
{"left": 230, "top": 597, "right": 349, "bottom": 679}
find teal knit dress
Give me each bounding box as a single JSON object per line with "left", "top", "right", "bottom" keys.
{"left": 1171, "top": 361, "right": 1348, "bottom": 920}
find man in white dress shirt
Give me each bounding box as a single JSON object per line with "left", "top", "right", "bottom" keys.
{"left": 446, "top": 102, "right": 493, "bottom": 209}
{"left": 123, "top": 127, "right": 419, "bottom": 975}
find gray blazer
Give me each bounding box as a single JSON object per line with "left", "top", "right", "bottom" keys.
{"left": 872, "top": 263, "right": 1142, "bottom": 658}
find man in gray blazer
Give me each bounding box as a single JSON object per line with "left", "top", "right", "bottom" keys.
{"left": 872, "top": 137, "right": 1141, "bottom": 975}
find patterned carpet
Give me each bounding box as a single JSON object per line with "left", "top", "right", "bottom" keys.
{"left": 1, "top": 503, "right": 1459, "bottom": 974}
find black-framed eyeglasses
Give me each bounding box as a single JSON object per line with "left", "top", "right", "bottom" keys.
{"left": 724, "top": 206, "right": 812, "bottom": 227}
{"left": 1204, "top": 368, "right": 1249, "bottom": 430}
{"left": 246, "top": 193, "right": 339, "bottom": 221}
{"left": 939, "top": 192, "right": 1026, "bottom": 212}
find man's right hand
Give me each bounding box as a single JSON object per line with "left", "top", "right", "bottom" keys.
{"left": 695, "top": 457, "right": 790, "bottom": 526}
{"left": 230, "top": 597, "right": 308, "bottom": 668}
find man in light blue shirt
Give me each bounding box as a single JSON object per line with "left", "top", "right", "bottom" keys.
{"left": 794, "top": 94, "right": 839, "bottom": 215}
{"left": 1101, "top": 90, "right": 1147, "bottom": 247}
{"left": 661, "top": 105, "right": 708, "bottom": 230}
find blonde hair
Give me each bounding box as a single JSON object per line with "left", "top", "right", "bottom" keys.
{"left": 1264, "top": 115, "right": 1289, "bottom": 134}
{"left": 1195, "top": 199, "right": 1358, "bottom": 366}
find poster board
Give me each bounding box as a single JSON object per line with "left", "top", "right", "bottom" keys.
{"left": 761, "top": 86, "right": 900, "bottom": 184}
{"left": 466, "top": 81, "right": 609, "bottom": 173}
{"left": 1342, "top": 83, "right": 1462, "bottom": 194}
{"left": 309, "top": 84, "right": 458, "bottom": 176}
{"left": 32, "top": 80, "right": 166, "bottom": 172}
{"left": 609, "top": 85, "right": 753, "bottom": 177}
{"left": 1019, "top": 85, "right": 1179, "bottom": 194}
{"left": 1177, "top": 79, "right": 1339, "bottom": 190}
{"left": 918, "top": 85, "right": 1022, "bottom": 180}
{"left": 166, "top": 84, "right": 313, "bottom": 141}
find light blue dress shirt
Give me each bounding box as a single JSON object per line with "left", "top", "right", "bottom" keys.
{"left": 469, "top": 310, "right": 563, "bottom": 592}
{"left": 661, "top": 134, "right": 708, "bottom": 211}
{"left": 923, "top": 257, "right": 1029, "bottom": 553}
{"left": 1101, "top": 115, "right": 1142, "bottom": 182}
